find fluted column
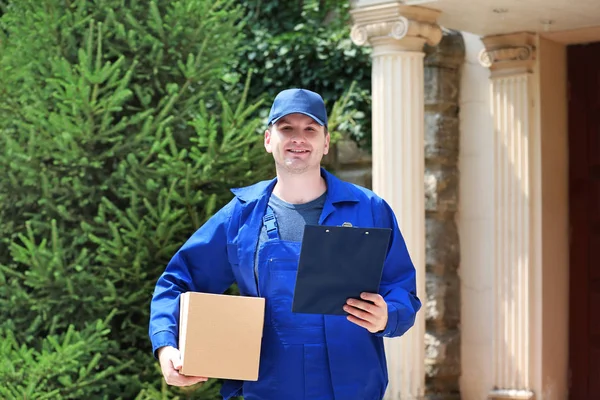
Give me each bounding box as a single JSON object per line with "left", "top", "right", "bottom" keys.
{"left": 479, "top": 33, "right": 536, "bottom": 400}
{"left": 351, "top": 3, "right": 442, "bottom": 399}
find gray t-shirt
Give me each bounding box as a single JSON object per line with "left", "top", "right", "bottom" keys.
{"left": 254, "top": 192, "right": 327, "bottom": 278}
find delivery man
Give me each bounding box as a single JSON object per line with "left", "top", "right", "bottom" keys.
{"left": 148, "top": 88, "right": 421, "bottom": 400}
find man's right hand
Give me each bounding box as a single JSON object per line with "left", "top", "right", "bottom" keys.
{"left": 157, "top": 346, "right": 208, "bottom": 386}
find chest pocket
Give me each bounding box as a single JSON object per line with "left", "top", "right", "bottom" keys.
{"left": 226, "top": 242, "right": 247, "bottom": 294}
{"left": 226, "top": 243, "right": 239, "bottom": 265}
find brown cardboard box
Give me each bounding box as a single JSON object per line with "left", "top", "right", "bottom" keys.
{"left": 178, "top": 292, "right": 265, "bottom": 381}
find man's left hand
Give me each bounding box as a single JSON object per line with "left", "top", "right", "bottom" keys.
{"left": 344, "top": 292, "right": 388, "bottom": 333}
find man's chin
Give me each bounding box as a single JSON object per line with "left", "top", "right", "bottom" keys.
{"left": 279, "top": 161, "right": 316, "bottom": 175}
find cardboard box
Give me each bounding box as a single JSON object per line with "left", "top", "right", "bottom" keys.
{"left": 178, "top": 292, "right": 265, "bottom": 381}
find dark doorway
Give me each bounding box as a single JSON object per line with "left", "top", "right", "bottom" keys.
{"left": 568, "top": 41, "right": 600, "bottom": 400}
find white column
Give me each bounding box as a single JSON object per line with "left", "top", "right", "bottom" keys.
{"left": 351, "top": 3, "right": 442, "bottom": 399}
{"left": 479, "top": 33, "right": 537, "bottom": 400}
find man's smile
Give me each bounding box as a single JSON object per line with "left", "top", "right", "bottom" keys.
{"left": 287, "top": 149, "right": 310, "bottom": 154}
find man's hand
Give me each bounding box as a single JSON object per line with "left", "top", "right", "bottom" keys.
{"left": 344, "top": 292, "right": 388, "bottom": 333}
{"left": 158, "top": 346, "right": 208, "bottom": 386}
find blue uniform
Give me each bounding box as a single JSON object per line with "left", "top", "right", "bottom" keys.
{"left": 149, "top": 168, "right": 420, "bottom": 399}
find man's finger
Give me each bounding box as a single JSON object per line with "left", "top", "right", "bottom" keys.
{"left": 346, "top": 298, "right": 375, "bottom": 313}
{"left": 171, "top": 355, "right": 183, "bottom": 370}
{"left": 347, "top": 314, "right": 376, "bottom": 331}
{"left": 344, "top": 304, "right": 375, "bottom": 323}
{"left": 361, "top": 292, "right": 385, "bottom": 306}
{"left": 178, "top": 375, "right": 208, "bottom": 385}
{"left": 167, "top": 372, "right": 208, "bottom": 386}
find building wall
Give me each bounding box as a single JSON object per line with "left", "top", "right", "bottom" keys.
{"left": 457, "top": 32, "right": 571, "bottom": 399}
{"left": 457, "top": 31, "right": 495, "bottom": 400}
{"left": 423, "top": 30, "right": 464, "bottom": 399}
{"left": 535, "top": 35, "right": 569, "bottom": 400}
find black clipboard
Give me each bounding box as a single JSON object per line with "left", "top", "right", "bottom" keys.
{"left": 291, "top": 224, "right": 392, "bottom": 315}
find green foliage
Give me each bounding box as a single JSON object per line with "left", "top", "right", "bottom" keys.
{"left": 0, "top": 0, "right": 251, "bottom": 254}
{"left": 135, "top": 374, "right": 232, "bottom": 400}
{"left": 0, "top": 316, "right": 129, "bottom": 399}
{"left": 0, "top": 0, "right": 273, "bottom": 398}
{"left": 232, "top": 0, "right": 373, "bottom": 147}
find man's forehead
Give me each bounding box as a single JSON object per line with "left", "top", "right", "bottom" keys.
{"left": 276, "top": 114, "right": 320, "bottom": 125}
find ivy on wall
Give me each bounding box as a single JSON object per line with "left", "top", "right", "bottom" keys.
{"left": 231, "top": 0, "right": 373, "bottom": 147}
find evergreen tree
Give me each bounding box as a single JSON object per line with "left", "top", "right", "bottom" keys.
{"left": 0, "top": 0, "right": 271, "bottom": 397}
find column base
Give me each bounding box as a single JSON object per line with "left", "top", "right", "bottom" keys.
{"left": 488, "top": 389, "right": 535, "bottom": 400}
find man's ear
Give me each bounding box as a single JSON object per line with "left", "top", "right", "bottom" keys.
{"left": 323, "top": 131, "right": 331, "bottom": 155}
{"left": 264, "top": 129, "right": 272, "bottom": 153}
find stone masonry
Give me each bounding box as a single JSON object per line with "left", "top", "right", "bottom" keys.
{"left": 326, "top": 30, "right": 465, "bottom": 400}
{"left": 423, "top": 30, "right": 464, "bottom": 399}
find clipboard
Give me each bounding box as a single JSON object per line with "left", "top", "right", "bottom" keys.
{"left": 291, "top": 224, "right": 392, "bottom": 315}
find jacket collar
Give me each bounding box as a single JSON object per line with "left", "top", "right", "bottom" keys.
{"left": 230, "top": 167, "right": 359, "bottom": 204}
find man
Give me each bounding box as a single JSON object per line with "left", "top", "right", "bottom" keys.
{"left": 149, "top": 88, "right": 420, "bottom": 400}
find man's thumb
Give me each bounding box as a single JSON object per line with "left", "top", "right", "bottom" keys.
{"left": 171, "top": 352, "right": 183, "bottom": 370}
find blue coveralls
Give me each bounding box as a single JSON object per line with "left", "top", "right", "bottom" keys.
{"left": 244, "top": 206, "right": 334, "bottom": 399}
{"left": 149, "top": 168, "right": 421, "bottom": 400}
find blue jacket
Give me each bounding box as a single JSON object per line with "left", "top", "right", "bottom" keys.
{"left": 149, "top": 168, "right": 421, "bottom": 399}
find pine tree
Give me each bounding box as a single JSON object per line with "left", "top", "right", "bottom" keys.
{"left": 0, "top": 0, "right": 270, "bottom": 397}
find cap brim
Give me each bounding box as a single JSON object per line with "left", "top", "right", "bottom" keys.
{"left": 269, "top": 111, "right": 325, "bottom": 127}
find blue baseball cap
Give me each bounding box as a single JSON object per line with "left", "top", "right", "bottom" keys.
{"left": 267, "top": 88, "right": 328, "bottom": 127}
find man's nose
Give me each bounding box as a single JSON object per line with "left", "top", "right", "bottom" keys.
{"left": 290, "top": 132, "right": 306, "bottom": 142}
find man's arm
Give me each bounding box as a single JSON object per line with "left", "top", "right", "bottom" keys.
{"left": 372, "top": 198, "right": 421, "bottom": 337}
{"left": 148, "top": 199, "right": 238, "bottom": 357}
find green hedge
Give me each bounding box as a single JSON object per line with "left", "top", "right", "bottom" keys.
{"left": 0, "top": 1, "right": 270, "bottom": 398}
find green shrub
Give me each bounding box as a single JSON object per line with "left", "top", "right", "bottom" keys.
{"left": 0, "top": 0, "right": 272, "bottom": 397}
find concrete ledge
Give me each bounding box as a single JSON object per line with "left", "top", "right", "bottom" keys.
{"left": 489, "top": 389, "right": 535, "bottom": 400}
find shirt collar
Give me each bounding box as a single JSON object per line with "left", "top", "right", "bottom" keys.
{"left": 230, "top": 167, "right": 359, "bottom": 204}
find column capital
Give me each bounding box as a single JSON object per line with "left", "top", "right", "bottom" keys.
{"left": 350, "top": 2, "right": 442, "bottom": 54}
{"left": 479, "top": 32, "right": 537, "bottom": 77}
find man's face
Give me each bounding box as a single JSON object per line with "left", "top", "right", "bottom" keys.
{"left": 265, "top": 113, "right": 330, "bottom": 175}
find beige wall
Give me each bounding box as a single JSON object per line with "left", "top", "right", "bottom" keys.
{"left": 535, "top": 35, "right": 569, "bottom": 399}
{"left": 458, "top": 31, "right": 495, "bottom": 400}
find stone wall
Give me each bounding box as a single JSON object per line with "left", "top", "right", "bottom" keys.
{"left": 323, "top": 137, "right": 372, "bottom": 187}
{"left": 423, "top": 30, "right": 464, "bottom": 399}
{"left": 326, "top": 30, "right": 465, "bottom": 400}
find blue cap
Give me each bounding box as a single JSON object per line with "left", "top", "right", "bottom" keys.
{"left": 267, "top": 88, "right": 328, "bottom": 127}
